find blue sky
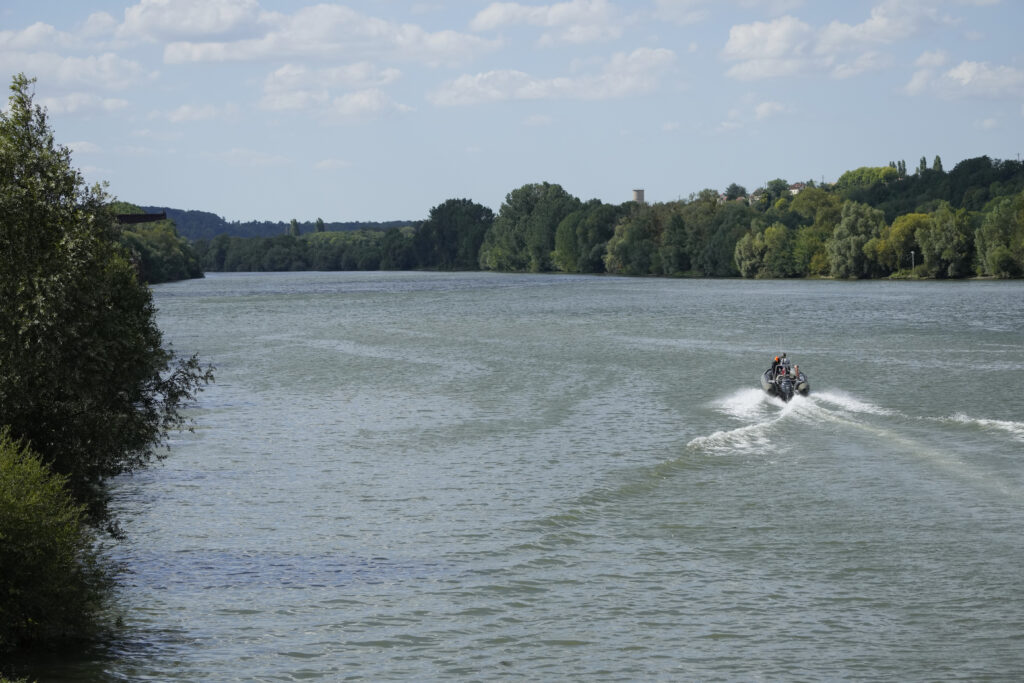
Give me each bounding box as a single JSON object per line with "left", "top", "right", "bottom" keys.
{"left": 2, "top": 0, "right": 1022, "bottom": 222}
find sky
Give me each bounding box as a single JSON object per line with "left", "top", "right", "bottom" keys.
{"left": 2, "top": 0, "right": 1023, "bottom": 223}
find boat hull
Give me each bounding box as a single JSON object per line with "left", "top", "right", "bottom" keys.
{"left": 761, "top": 368, "right": 809, "bottom": 402}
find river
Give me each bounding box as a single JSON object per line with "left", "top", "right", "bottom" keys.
{"left": 36, "top": 272, "right": 1024, "bottom": 680}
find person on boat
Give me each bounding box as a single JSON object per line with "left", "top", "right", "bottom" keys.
{"left": 771, "top": 355, "right": 780, "bottom": 375}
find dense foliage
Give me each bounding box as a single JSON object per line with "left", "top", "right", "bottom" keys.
{"left": 0, "top": 430, "right": 108, "bottom": 655}
{"left": 0, "top": 74, "right": 213, "bottom": 533}
{"left": 113, "top": 202, "right": 203, "bottom": 283}
{"left": 194, "top": 226, "right": 418, "bottom": 272}
{"left": 191, "top": 155, "right": 1024, "bottom": 279}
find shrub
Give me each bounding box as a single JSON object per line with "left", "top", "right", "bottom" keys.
{"left": 0, "top": 429, "right": 110, "bottom": 654}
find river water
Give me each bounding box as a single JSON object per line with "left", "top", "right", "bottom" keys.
{"left": 37, "top": 272, "right": 1024, "bottom": 681}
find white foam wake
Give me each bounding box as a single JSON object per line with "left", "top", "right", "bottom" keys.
{"left": 714, "top": 388, "right": 773, "bottom": 421}
{"left": 812, "top": 390, "right": 895, "bottom": 416}
{"left": 949, "top": 413, "right": 1024, "bottom": 442}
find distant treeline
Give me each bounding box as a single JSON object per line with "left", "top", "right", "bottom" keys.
{"left": 188, "top": 155, "right": 1024, "bottom": 279}
{"left": 141, "top": 206, "right": 411, "bottom": 240}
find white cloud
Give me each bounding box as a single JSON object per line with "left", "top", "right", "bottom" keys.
{"left": 945, "top": 60, "right": 1024, "bottom": 94}
{"left": 906, "top": 59, "right": 1024, "bottom": 98}
{"left": 722, "top": 15, "right": 815, "bottom": 79}
{"left": 430, "top": 47, "right": 675, "bottom": 105}
{"left": 83, "top": 12, "right": 119, "bottom": 38}
{"left": 209, "top": 147, "right": 291, "bottom": 168}
{"left": 330, "top": 89, "right": 412, "bottom": 118}
{"left": 161, "top": 103, "right": 238, "bottom": 123}
{"left": 0, "top": 22, "right": 75, "bottom": 50}
{"left": 754, "top": 101, "right": 784, "bottom": 119}
{"left": 0, "top": 50, "right": 154, "bottom": 90}
{"left": 471, "top": 0, "right": 622, "bottom": 44}
{"left": 816, "top": 0, "right": 941, "bottom": 55}
{"left": 652, "top": 0, "right": 709, "bottom": 26}
{"left": 915, "top": 50, "right": 948, "bottom": 68}
{"left": 119, "top": 0, "right": 263, "bottom": 41}
{"left": 315, "top": 158, "right": 350, "bottom": 170}
{"left": 737, "top": 0, "right": 805, "bottom": 12}
{"left": 163, "top": 4, "right": 496, "bottom": 66}
{"left": 67, "top": 140, "right": 101, "bottom": 154}
{"left": 977, "top": 117, "right": 998, "bottom": 129}
{"left": 38, "top": 92, "right": 129, "bottom": 114}
{"left": 265, "top": 63, "right": 400, "bottom": 93}
{"left": 723, "top": 1, "right": 940, "bottom": 81}
{"left": 259, "top": 63, "right": 409, "bottom": 119}
{"left": 830, "top": 50, "right": 889, "bottom": 79}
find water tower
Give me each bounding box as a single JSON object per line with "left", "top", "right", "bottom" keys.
{"left": 633, "top": 188, "right": 645, "bottom": 204}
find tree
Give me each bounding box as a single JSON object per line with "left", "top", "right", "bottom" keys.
{"left": 724, "top": 183, "right": 747, "bottom": 201}
{"left": 763, "top": 178, "right": 790, "bottom": 205}
{"left": 414, "top": 198, "right": 493, "bottom": 270}
{"left": 916, "top": 202, "right": 972, "bottom": 278}
{"left": 289, "top": 218, "right": 300, "bottom": 236}
{"left": 479, "top": 182, "right": 580, "bottom": 272}
{"left": 873, "top": 212, "right": 927, "bottom": 273}
{"left": 0, "top": 74, "right": 213, "bottom": 530}
{"left": 315, "top": 217, "right": 325, "bottom": 233}
{"left": 827, "top": 201, "right": 886, "bottom": 278}
{"left": 975, "top": 192, "right": 1024, "bottom": 277}
{"left": 604, "top": 204, "right": 663, "bottom": 276}
{"left": 734, "top": 230, "right": 766, "bottom": 278}
{"left": 933, "top": 155, "right": 943, "bottom": 173}
{"left": 379, "top": 227, "right": 415, "bottom": 270}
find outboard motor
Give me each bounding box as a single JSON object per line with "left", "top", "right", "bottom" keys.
{"left": 777, "top": 375, "right": 795, "bottom": 402}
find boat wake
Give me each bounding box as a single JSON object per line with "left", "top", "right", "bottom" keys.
{"left": 687, "top": 388, "right": 1024, "bottom": 489}
{"left": 947, "top": 413, "right": 1024, "bottom": 442}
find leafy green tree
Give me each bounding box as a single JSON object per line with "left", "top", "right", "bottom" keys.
{"left": 604, "top": 204, "right": 663, "bottom": 275}
{"left": 658, "top": 211, "right": 690, "bottom": 276}
{"left": 112, "top": 203, "right": 203, "bottom": 283}
{"left": 724, "top": 183, "right": 747, "bottom": 201}
{"left": 414, "top": 198, "right": 493, "bottom": 270}
{"left": 734, "top": 222, "right": 793, "bottom": 278}
{"left": 289, "top": 218, "right": 300, "bottom": 236}
{"left": 835, "top": 166, "right": 899, "bottom": 195}
{"left": 555, "top": 200, "right": 627, "bottom": 273}
{"left": 763, "top": 178, "right": 790, "bottom": 205}
{"left": 697, "top": 201, "right": 751, "bottom": 276}
{"left": 379, "top": 227, "right": 415, "bottom": 270}
{"left": 0, "top": 74, "right": 213, "bottom": 530}
{"left": 315, "top": 217, "right": 325, "bottom": 233}
{"left": 734, "top": 229, "right": 766, "bottom": 278}
{"left": 827, "top": 201, "right": 886, "bottom": 278}
{"left": 787, "top": 187, "right": 840, "bottom": 275}
{"left": 761, "top": 222, "right": 795, "bottom": 277}
{"left": 479, "top": 182, "right": 580, "bottom": 272}
{"left": 1, "top": 430, "right": 109, "bottom": 654}
{"left": 916, "top": 202, "right": 973, "bottom": 278}
{"left": 869, "top": 212, "right": 927, "bottom": 273}
{"left": 975, "top": 192, "right": 1024, "bottom": 277}
{"left": 933, "top": 155, "right": 943, "bottom": 173}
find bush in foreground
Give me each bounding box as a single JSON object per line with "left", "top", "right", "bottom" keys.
{"left": 0, "top": 429, "right": 110, "bottom": 655}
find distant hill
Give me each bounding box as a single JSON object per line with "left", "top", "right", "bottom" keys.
{"left": 141, "top": 206, "right": 414, "bottom": 241}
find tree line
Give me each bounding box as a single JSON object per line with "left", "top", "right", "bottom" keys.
{"left": 142, "top": 205, "right": 411, "bottom": 241}
{"left": 190, "top": 155, "right": 1024, "bottom": 279}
